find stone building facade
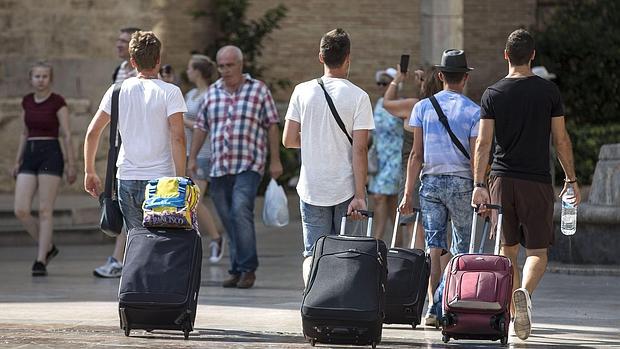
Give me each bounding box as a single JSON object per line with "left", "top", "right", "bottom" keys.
{"left": 0, "top": 0, "right": 540, "bottom": 192}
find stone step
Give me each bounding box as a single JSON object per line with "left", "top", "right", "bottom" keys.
{"left": 0, "top": 224, "right": 112, "bottom": 246}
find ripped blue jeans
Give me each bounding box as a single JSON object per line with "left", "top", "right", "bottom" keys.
{"left": 419, "top": 175, "right": 473, "bottom": 256}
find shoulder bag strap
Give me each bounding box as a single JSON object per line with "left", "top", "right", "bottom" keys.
{"left": 317, "top": 78, "right": 353, "bottom": 145}
{"left": 429, "top": 95, "right": 470, "bottom": 160}
{"left": 103, "top": 82, "right": 123, "bottom": 198}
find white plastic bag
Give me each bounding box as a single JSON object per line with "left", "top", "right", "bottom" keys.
{"left": 262, "top": 178, "right": 289, "bottom": 227}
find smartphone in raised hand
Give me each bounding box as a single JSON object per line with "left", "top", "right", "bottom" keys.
{"left": 400, "top": 54, "right": 410, "bottom": 73}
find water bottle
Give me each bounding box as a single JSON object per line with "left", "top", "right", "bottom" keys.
{"left": 561, "top": 186, "right": 577, "bottom": 235}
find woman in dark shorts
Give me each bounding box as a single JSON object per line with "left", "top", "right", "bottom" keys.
{"left": 12, "top": 61, "right": 77, "bottom": 276}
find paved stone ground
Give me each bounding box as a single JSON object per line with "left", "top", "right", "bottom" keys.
{"left": 1, "top": 209, "right": 619, "bottom": 348}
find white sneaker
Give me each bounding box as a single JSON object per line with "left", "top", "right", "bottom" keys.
{"left": 208, "top": 237, "right": 225, "bottom": 263}
{"left": 93, "top": 256, "right": 123, "bottom": 278}
{"left": 513, "top": 288, "right": 532, "bottom": 340}
{"left": 424, "top": 313, "right": 438, "bottom": 327}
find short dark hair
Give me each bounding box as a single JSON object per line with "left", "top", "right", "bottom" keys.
{"left": 121, "top": 27, "right": 141, "bottom": 35}
{"left": 506, "top": 29, "right": 535, "bottom": 66}
{"left": 320, "top": 28, "right": 350, "bottom": 68}
{"left": 441, "top": 71, "right": 466, "bottom": 84}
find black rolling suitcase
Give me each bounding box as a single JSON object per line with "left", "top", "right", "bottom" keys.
{"left": 301, "top": 211, "right": 387, "bottom": 348}
{"left": 118, "top": 227, "right": 202, "bottom": 339}
{"left": 384, "top": 209, "right": 431, "bottom": 328}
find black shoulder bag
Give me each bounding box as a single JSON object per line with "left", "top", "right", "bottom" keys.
{"left": 429, "top": 95, "right": 470, "bottom": 160}
{"left": 317, "top": 78, "right": 352, "bottom": 145}
{"left": 99, "top": 82, "right": 124, "bottom": 237}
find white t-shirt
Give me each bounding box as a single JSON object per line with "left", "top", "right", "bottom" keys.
{"left": 99, "top": 77, "right": 187, "bottom": 180}
{"left": 184, "top": 88, "right": 210, "bottom": 158}
{"left": 285, "top": 77, "right": 374, "bottom": 206}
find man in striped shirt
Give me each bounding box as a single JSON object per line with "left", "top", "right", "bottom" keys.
{"left": 189, "top": 45, "right": 282, "bottom": 289}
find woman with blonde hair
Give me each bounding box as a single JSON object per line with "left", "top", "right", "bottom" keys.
{"left": 184, "top": 54, "right": 225, "bottom": 263}
{"left": 13, "top": 60, "right": 77, "bottom": 276}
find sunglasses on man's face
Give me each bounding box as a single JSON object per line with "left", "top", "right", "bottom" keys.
{"left": 376, "top": 81, "right": 390, "bottom": 87}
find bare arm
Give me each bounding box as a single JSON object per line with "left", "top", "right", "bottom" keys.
{"left": 347, "top": 129, "right": 370, "bottom": 219}
{"left": 188, "top": 127, "right": 207, "bottom": 177}
{"left": 383, "top": 67, "right": 422, "bottom": 121}
{"left": 400, "top": 127, "right": 424, "bottom": 214}
{"left": 268, "top": 123, "right": 283, "bottom": 179}
{"left": 57, "top": 105, "right": 77, "bottom": 184}
{"left": 469, "top": 136, "right": 477, "bottom": 172}
{"left": 282, "top": 119, "right": 301, "bottom": 148}
{"left": 552, "top": 116, "right": 581, "bottom": 205}
{"left": 168, "top": 112, "right": 186, "bottom": 177}
{"left": 471, "top": 119, "right": 494, "bottom": 210}
{"left": 12, "top": 111, "right": 27, "bottom": 177}
{"left": 83, "top": 110, "right": 111, "bottom": 197}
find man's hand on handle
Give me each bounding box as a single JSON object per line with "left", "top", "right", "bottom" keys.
{"left": 347, "top": 196, "right": 367, "bottom": 221}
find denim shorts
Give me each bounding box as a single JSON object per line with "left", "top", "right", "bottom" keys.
{"left": 300, "top": 197, "right": 364, "bottom": 257}
{"left": 419, "top": 175, "right": 473, "bottom": 256}
{"left": 194, "top": 157, "right": 212, "bottom": 181}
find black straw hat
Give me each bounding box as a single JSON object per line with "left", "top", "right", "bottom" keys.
{"left": 434, "top": 49, "right": 474, "bottom": 73}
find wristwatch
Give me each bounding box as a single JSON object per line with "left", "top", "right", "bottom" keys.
{"left": 474, "top": 182, "right": 487, "bottom": 188}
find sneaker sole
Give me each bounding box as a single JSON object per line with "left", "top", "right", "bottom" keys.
{"left": 92, "top": 270, "right": 121, "bottom": 278}
{"left": 424, "top": 316, "right": 437, "bottom": 327}
{"left": 32, "top": 271, "right": 47, "bottom": 277}
{"left": 513, "top": 289, "right": 531, "bottom": 340}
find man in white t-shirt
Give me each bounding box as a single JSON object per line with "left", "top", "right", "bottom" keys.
{"left": 84, "top": 31, "right": 187, "bottom": 231}
{"left": 282, "top": 28, "right": 375, "bottom": 285}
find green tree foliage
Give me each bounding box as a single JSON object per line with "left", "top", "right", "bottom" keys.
{"left": 195, "top": 0, "right": 289, "bottom": 91}
{"left": 535, "top": 0, "right": 620, "bottom": 184}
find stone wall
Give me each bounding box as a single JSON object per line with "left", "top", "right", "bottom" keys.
{"left": 0, "top": 0, "right": 211, "bottom": 106}
{"left": 463, "top": 0, "right": 537, "bottom": 102}
{"left": 245, "top": 0, "right": 422, "bottom": 103}
{"left": 0, "top": 0, "right": 543, "bottom": 193}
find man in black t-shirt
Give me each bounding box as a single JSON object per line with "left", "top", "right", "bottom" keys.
{"left": 471, "top": 29, "right": 581, "bottom": 341}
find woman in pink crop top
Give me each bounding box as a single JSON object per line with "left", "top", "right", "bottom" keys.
{"left": 12, "top": 61, "right": 77, "bottom": 277}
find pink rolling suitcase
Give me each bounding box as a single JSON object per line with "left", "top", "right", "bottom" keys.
{"left": 441, "top": 204, "right": 513, "bottom": 345}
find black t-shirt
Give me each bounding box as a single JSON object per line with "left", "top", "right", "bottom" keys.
{"left": 481, "top": 76, "right": 564, "bottom": 183}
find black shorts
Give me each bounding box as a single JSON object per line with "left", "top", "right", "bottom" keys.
{"left": 489, "top": 175, "right": 555, "bottom": 249}
{"left": 19, "top": 139, "right": 64, "bottom": 177}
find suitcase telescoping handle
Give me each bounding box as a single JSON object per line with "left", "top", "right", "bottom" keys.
{"left": 339, "top": 210, "right": 374, "bottom": 237}
{"left": 391, "top": 208, "right": 421, "bottom": 249}
{"left": 470, "top": 204, "right": 503, "bottom": 255}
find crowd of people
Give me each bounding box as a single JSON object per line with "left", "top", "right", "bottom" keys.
{"left": 12, "top": 25, "right": 581, "bottom": 342}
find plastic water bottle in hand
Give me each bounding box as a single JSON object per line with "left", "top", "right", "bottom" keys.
{"left": 561, "top": 186, "right": 577, "bottom": 236}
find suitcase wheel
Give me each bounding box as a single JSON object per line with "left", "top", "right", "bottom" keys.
{"left": 371, "top": 342, "right": 377, "bottom": 349}
{"left": 124, "top": 327, "right": 130, "bottom": 337}
{"left": 184, "top": 329, "right": 190, "bottom": 340}
{"left": 309, "top": 338, "right": 316, "bottom": 347}
{"left": 501, "top": 336, "right": 508, "bottom": 345}
{"left": 411, "top": 323, "right": 417, "bottom": 329}
{"left": 442, "top": 334, "right": 449, "bottom": 343}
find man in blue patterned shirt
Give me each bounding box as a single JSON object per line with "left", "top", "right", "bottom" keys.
{"left": 399, "top": 49, "right": 480, "bottom": 327}
{"left": 189, "top": 45, "right": 282, "bottom": 289}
